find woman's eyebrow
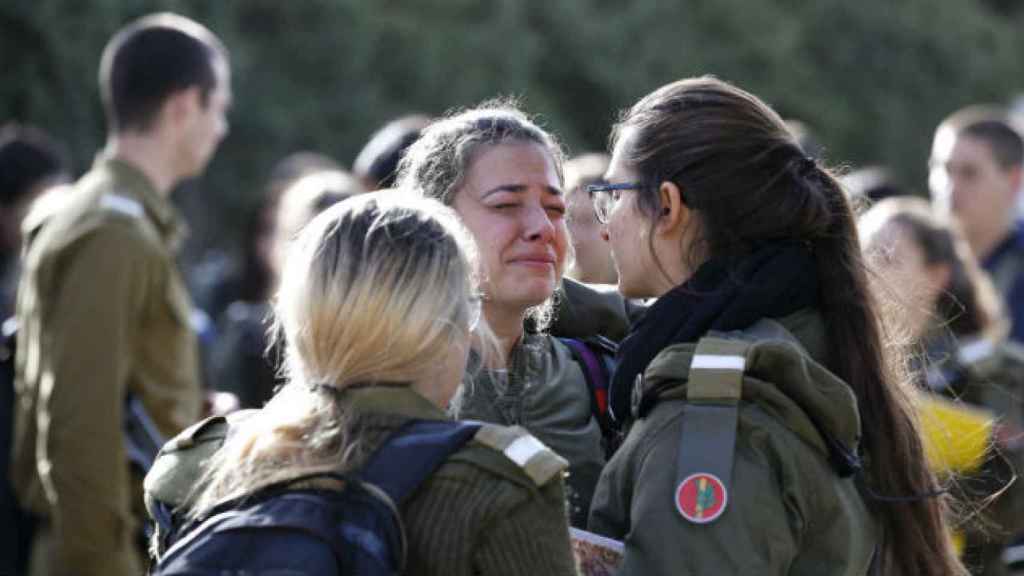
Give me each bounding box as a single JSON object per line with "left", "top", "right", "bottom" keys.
{"left": 481, "top": 184, "right": 565, "bottom": 198}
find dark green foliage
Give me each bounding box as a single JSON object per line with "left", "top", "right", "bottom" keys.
{"left": 2, "top": 0, "right": 1022, "bottom": 259}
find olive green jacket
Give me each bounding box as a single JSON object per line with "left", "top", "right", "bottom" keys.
{"left": 146, "top": 386, "right": 577, "bottom": 576}
{"left": 589, "top": 312, "right": 879, "bottom": 575}
{"left": 10, "top": 156, "right": 201, "bottom": 575}
{"left": 452, "top": 332, "right": 606, "bottom": 526}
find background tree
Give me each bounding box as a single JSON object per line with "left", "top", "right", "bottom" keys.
{"left": 2, "top": 0, "right": 1022, "bottom": 268}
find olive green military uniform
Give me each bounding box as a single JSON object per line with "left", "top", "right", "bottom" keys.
{"left": 145, "top": 385, "right": 577, "bottom": 575}
{"left": 589, "top": 312, "right": 879, "bottom": 575}
{"left": 10, "top": 156, "right": 202, "bottom": 575}
{"left": 452, "top": 332, "right": 606, "bottom": 526}
{"left": 923, "top": 331, "right": 1024, "bottom": 576}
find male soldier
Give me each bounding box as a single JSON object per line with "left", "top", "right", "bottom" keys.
{"left": 930, "top": 107, "right": 1024, "bottom": 342}
{"left": 10, "top": 13, "right": 231, "bottom": 575}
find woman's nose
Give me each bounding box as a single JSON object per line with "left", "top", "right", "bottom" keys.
{"left": 522, "top": 203, "right": 556, "bottom": 241}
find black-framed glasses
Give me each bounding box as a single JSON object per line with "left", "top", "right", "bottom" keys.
{"left": 586, "top": 182, "right": 647, "bottom": 224}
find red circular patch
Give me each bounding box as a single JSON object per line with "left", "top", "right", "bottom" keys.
{"left": 675, "top": 473, "right": 728, "bottom": 524}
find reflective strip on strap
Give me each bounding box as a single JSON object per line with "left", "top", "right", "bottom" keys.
{"left": 690, "top": 354, "right": 746, "bottom": 371}
{"left": 687, "top": 339, "right": 749, "bottom": 402}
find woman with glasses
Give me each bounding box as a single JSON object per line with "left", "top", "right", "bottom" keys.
{"left": 397, "top": 101, "right": 607, "bottom": 527}
{"left": 148, "top": 194, "right": 577, "bottom": 575}
{"left": 586, "top": 77, "right": 967, "bottom": 575}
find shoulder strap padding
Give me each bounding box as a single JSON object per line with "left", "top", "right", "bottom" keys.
{"left": 144, "top": 411, "right": 258, "bottom": 509}
{"left": 471, "top": 424, "right": 568, "bottom": 487}
{"left": 357, "top": 420, "right": 481, "bottom": 504}
{"left": 672, "top": 337, "right": 752, "bottom": 524}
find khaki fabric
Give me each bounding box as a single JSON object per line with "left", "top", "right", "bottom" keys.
{"left": 452, "top": 333, "right": 606, "bottom": 526}
{"left": 10, "top": 156, "right": 201, "bottom": 576}
{"left": 589, "top": 312, "right": 878, "bottom": 576}
{"left": 145, "top": 385, "right": 577, "bottom": 576}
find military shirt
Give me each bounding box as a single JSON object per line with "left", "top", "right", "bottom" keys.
{"left": 10, "top": 156, "right": 201, "bottom": 575}
{"left": 145, "top": 385, "right": 577, "bottom": 576}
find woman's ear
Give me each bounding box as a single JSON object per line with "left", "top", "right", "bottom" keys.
{"left": 656, "top": 180, "right": 690, "bottom": 236}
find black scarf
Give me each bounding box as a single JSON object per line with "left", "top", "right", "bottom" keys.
{"left": 610, "top": 241, "right": 819, "bottom": 423}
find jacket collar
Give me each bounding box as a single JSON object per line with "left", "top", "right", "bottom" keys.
{"left": 336, "top": 385, "right": 449, "bottom": 421}
{"left": 640, "top": 309, "right": 862, "bottom": 461}
{"left": 94, "top": 154, "right": 186, "bottom": 247}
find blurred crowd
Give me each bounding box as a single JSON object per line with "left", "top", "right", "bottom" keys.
{"left": 3, "top": 11, "right": 1024, "bottom": 576}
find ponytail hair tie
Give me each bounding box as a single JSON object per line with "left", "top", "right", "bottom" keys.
{"left": 799, "top": 156, "right": 818, "bottom": 176}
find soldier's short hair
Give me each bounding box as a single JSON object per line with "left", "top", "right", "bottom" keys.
{"left": 99, "top": 13, "right": 228, "bottom": 133}
{"left": 938, "top": 105, "right": 1024, "bottom": 170}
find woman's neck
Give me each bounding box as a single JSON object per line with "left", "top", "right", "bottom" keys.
{"left": 483, "top": 302, "right": 526, "bottom": 363}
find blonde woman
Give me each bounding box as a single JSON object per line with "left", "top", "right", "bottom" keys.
{"left": 146, "top": 193, "right": 576, "bottom": 575}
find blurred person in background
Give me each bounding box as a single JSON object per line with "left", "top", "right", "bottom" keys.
{"left": 9, "top": 13, "right": 230, "bottom": 575}
{"left": 211, "top": 168, "right": 364, "bottom": 409}
{"left": 841, "top": 165, "right": 910, "bottom": 213}
{"left": 587, "top": 77, "right": 966, "bottom": 576}
{"left": 397, "top": 101, "right": 607, "bottom": 526}
{"left": 0, "top": 123, "right": 69, "bottom": 576}
{"left": 190, "top": 151, "right": 341, "bottom": 323}
{"left": 0, "top": 124, "right": 70, "bottom": 318}
{"left": 564, "top": 152, "right": 617, "bottom": 285}
{"left": 861, "top": 196, "right": 1024, "bottom": 576}
{"left": 353, "top": 113, "right": 431, "bottom": 190}
{"left": 930, "top": 106, "right": 1024, "bottom": 343}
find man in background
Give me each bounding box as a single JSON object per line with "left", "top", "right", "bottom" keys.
{"left": 10, "top": 13, "right": 231, "bottom": 574}
{"left": 930, "top": 106, "right": 1024, "bottom": 342}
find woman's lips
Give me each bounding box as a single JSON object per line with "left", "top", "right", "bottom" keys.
{"left": 508, "top": 255, "right": 556, "bottom": 270}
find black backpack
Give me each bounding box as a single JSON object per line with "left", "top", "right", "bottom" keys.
{"left": 152, "top": 419, "right": 481, "bottom": 575}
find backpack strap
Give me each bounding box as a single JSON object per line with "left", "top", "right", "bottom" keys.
{"left": 357, "top": 419, "right": 482, "bottom": 504}
{"left": 559, "top": 336, "right": 621, "bottom": 453}
{"left": 673, "top": 337, "right": 750, "bottom": 525}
